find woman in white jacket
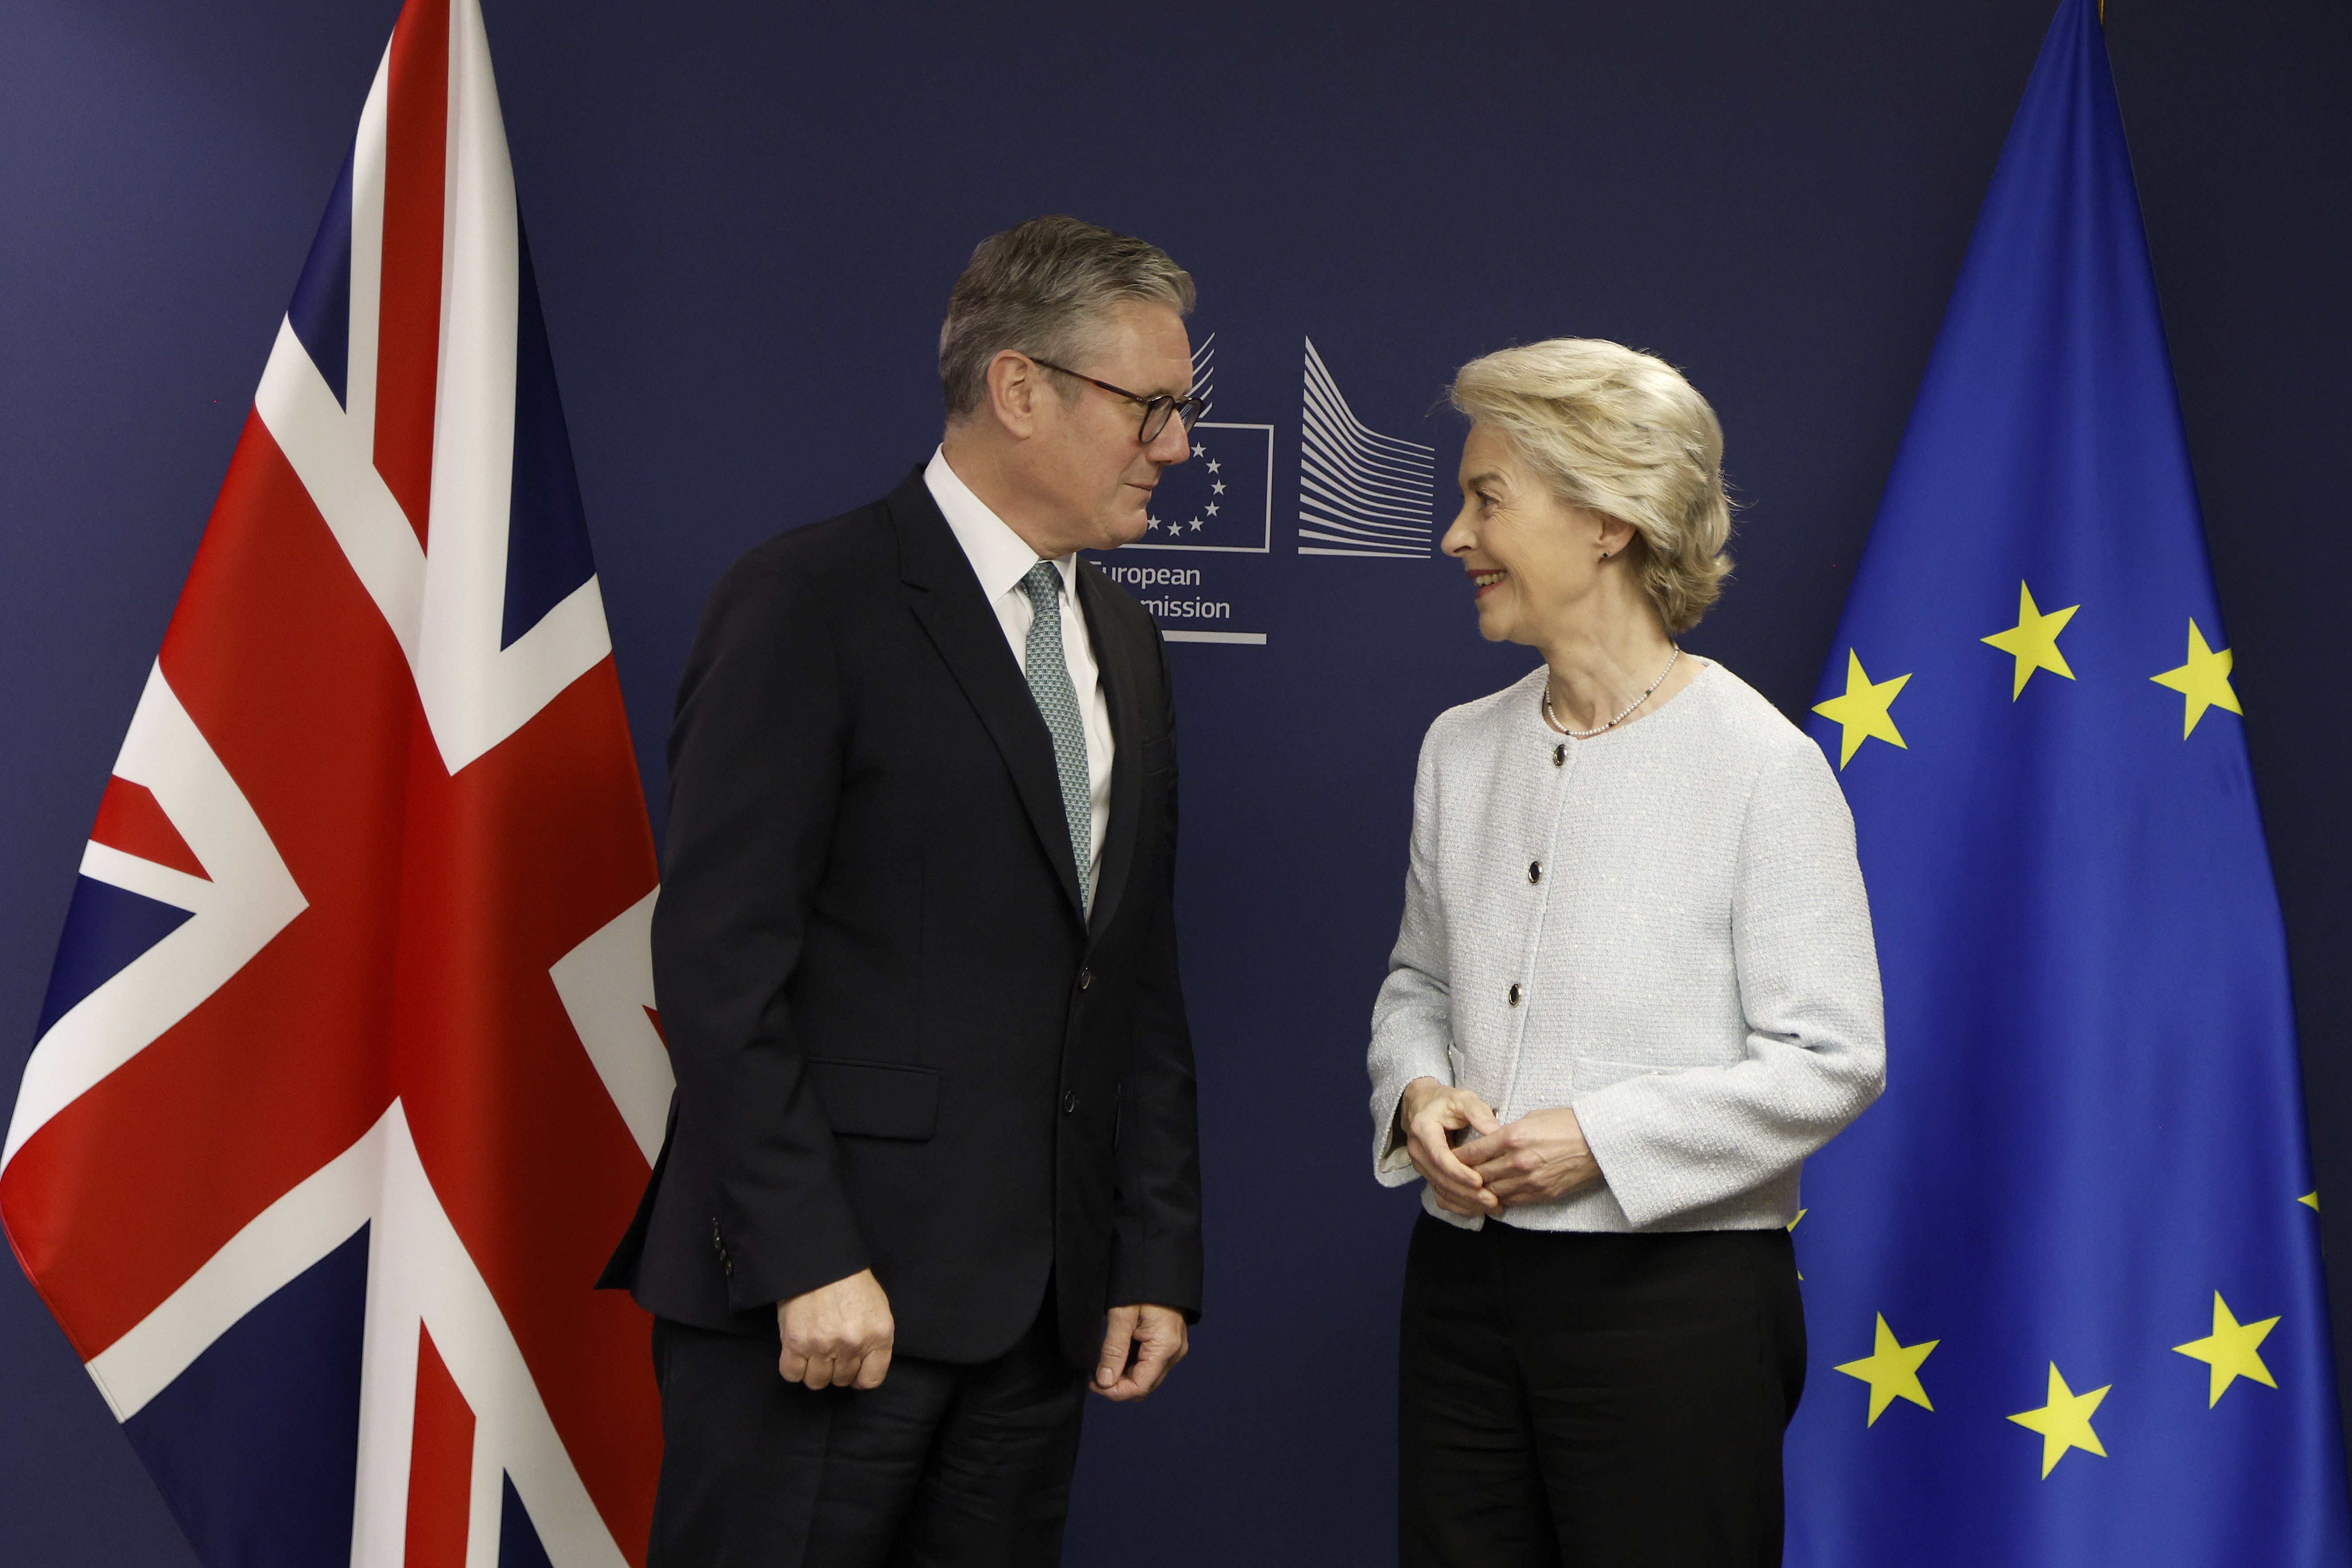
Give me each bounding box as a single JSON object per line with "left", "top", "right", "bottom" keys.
{"left": 1367, "top": 339, "right": 1884, "bottom": 1568}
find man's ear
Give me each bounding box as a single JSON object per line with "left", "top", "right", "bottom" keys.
{"left": 985, "top": 350, "right": 1042, "bottom": 440}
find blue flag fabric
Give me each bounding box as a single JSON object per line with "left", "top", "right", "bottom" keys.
{"left": 1782, "top": 2, "right": 2352, "bottom": 1562}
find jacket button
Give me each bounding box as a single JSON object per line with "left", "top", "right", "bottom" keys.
{"left": 1078, "top": 967, "right": 1093, "bottom": 990}
{"left": 1552, "top": 744, "right": 1567, "bottom": 767}
{"left": 1508, "top": 983, "right": 1523, "bottom": 1006}
{"left": 1527, "top": 860, "right": 1543, "bottom": 884}
{"left": 1063, "top": 1090, "right": 1081, "bottom": 1115}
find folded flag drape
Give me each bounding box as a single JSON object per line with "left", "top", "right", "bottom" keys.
{"left": 0, "top": 1, "right": 668, "bottom": 1562}
{"left": 1784, "top": 1, "right": 2352, "bottom": 1562}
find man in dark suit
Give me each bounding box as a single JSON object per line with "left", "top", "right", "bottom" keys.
{"left": 600, "top": 215, "right": 1205, "bottom": 1566}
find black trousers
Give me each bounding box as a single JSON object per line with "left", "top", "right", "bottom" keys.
{"left": 1398, "top": 1215, "right": 1806, "bottom": 1568}
{"left": 647, "top": 1304, "right": 1086, "bottom": 1568}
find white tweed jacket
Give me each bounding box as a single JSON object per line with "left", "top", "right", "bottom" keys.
{"left": 1367, "top": 660, "right": 1884, "bottom": 1233}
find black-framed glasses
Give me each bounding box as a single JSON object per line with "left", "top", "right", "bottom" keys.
{"left": 1026, "top": 355, "right": 1208, "bottom": 444}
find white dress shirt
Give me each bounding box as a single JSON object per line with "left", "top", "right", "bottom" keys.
{"left": 926, "top": 448, "right": 1114, "bottom": 902}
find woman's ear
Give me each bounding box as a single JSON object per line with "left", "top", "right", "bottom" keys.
{"left": 1594, "top": 511, "right": 1640, "bottom": 560}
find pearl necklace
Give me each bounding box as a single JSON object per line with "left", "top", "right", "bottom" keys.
{"left": 1543, "top": 646, "right": 1682, "bottom": 740}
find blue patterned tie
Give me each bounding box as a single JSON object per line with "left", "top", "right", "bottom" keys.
{"left": 1019, "top": 562, "right": 1092, "bottom": 912}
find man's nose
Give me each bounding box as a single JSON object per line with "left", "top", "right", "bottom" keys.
{"left": 1146, "top": 413, "right": 1194, "bottom": 465}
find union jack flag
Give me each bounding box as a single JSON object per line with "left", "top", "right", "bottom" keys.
{"left": 0, "top": 2, "right": 667, "bottom": 1562}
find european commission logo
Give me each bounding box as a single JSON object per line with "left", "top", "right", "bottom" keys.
{"left": 1137, "top": 335, "right": 1273, "bottom": 553}
{"left": 1100, "top": 330, "right": 1450, "bottom": 651}
{"left": 1298, "top": 337, "right": 1438, "bottom": 559}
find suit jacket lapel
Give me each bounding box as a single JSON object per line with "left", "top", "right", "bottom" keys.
{"left": 887, "top": 470, "right": 1087, "bottom": 921}
{"left": 1078, "top": 563, "right": 1144, "bottom": 945}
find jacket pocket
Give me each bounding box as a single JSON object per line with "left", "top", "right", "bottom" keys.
{"left": 808, "top": 1059, "right": 939, "bottom": 1142}
{"left": 1573, "top": 1056, "right": 1672, "bottom": 1098}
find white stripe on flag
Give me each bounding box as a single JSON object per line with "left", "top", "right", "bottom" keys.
{"left": 2, "top": 665, "right": 308, "bottom": 1173}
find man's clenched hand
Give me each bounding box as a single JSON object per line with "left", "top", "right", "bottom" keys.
{"left": 1094, "top": 1303, "right": 1188, "bottom": 1401}
{"left": 777, "top": 1268, "right": 895, "bottom": 1391}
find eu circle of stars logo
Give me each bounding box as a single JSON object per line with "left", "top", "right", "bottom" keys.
{"left": 1136, "top": 424, "right": 1272, "bottom": 553}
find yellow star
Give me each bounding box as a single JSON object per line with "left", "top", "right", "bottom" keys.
{"left": 2007, "top": 1363, "right": 2110, "bottom": 1477}
{"left": 1787, "top": 1208, "right": 1808, "bottom": 1232}
{"left": 2150, "top": 619, "right": 2241, "bottom": 737}
{"left": 2173, "top": 1293, "right": 2279, "bottom": 1407}
{"left": 1834, "top": 1314, "right": 1938, "bottom": 1425}
{"left": 1981, "top": 581, "right": 2079, "bottom": 699}
{"left": 1813, "top": 649, "right": 1911, "bottom": 768}
{"left": 2301, "top": 1192, "right": 2321, "bottom": 1212}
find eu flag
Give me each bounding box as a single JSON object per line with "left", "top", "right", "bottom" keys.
{"left": 1782, "top": 2, "right": 2352, "bottom": 1562}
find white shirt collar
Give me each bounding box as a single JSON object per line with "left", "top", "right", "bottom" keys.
{"left": 925, "top": 447, "right": 1075, "bottom": 604}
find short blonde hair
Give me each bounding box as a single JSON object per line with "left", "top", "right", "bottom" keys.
{"left": 1449, "top": 339, "right": 1733, "bottom": 634}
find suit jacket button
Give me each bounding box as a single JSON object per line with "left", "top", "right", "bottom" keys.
{"left": 1527, "top": 860, "right": 1543, "bottom": 884}
{"left": 1078, "top": 967, "right": 1093, "bottom": 990}
{"left": 1508, "top": 983, "right": 1524, "bottom": 1006}
{"left": 1552, "top": 744, "right": 1567, "bottom": 767}
{"left": 1063, "top": 1090, "right": 1081, "bottom": 1115}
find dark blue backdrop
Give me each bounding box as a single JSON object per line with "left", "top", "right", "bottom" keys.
{"left": 3, "top": 2, "right": 2345, "bottom": 1563}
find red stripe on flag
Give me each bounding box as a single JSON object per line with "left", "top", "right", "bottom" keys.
{"left": 376, "top": 0, "right": 451, "bottom": 548}
{"left": 405, "top": 1326, "right": 476, "bottom": 1568}
{"left": 391, "top": 660, "right": 660, "bottom": 1560}
{"left": 90, "top": 776, "right": 209, "bottom": 881}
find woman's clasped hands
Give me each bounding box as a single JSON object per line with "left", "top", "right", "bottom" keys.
{"left": 1398, "top": 1076, "right": 1603, "bottom": 1216}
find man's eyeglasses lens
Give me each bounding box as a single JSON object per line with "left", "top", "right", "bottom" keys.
{"left": 1030, "top": 356, "right": 1207, "bottom": 443}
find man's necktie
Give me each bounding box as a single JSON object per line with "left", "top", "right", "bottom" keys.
{"left": 1019, "top": 562, "right": 1092, "bottom": 913}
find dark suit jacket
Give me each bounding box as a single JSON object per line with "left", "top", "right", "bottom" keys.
{"left": 600, "top": 467, "right": 1203, "bottom": 1371}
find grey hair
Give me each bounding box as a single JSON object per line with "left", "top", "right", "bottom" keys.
{"left": 939, "top": 215, "right": 1196, "bottom": 420}
{"left": 1450, "top": 339, "right": 1734, "bottom": 635}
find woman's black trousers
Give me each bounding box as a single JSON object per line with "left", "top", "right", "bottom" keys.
{"left": 1398, "top": 1213, "right": 1806, "bottom": 1568}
